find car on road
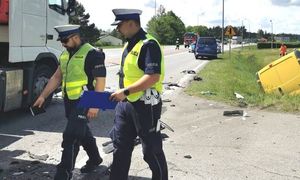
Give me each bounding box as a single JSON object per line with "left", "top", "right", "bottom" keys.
{"left": 216, "top": 39, "right": 221, "bottom": 53}
{"left": 194, "top": 37, "right": 218, "bottom": 59}
{"left": 188, "top": 42, "right": 196, "bottom": 53}
{"left": 183, "top": 32, "right": 197, "bottom": 48}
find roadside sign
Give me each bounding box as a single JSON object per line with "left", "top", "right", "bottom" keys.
{"left": 225, "top": 25, "right": 236, "bottom": 36}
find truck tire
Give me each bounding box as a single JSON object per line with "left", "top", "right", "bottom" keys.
{"left": 33, "top": 64, "right": 54, "bottom": 108}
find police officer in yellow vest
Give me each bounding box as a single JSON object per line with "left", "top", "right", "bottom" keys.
{"left": 109, "top": 9, "right": 168, "bottom": 180}
{"left": 33, "top": 24, "right": 106, "bottom": 180}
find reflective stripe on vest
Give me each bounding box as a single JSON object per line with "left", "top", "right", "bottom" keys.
{"left": 60, "top": 43, "right": 94, "bottom": 100}
{"left": 122, "top": 34, "right": 165, "bottom": 102}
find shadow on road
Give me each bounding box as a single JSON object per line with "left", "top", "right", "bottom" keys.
{"left": 0, "top": 149, "right": 56, "bottom": 180}
{"left": 0, "top": 97, "right": 115, "bottom": 137}
{"left": 0, "top": 149, "right": 151, "bottom": 180}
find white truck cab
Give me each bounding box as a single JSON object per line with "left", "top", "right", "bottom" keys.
{"left": 0, "top": 0, "right": 75, "bottom": 112}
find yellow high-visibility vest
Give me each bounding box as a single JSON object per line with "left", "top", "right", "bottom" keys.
{"left": 60, "top": 43, "right": 93, "bottom": 100}
{"left": 122, "top": 34, "right": 165, "bottom": 102}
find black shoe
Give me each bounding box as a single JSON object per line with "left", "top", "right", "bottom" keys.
{"left": 80, "top": 158, "right": 103, "bottom": 173}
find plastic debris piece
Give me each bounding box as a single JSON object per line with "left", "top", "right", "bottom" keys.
{"left": 181, "top": 70, "right": 196, "bottom": 74}
{"left": 184, "top": 155, "right": 192, "bottom": 159}
{"left": 162, "top": 99, "right": 172, "bottom": 103}
{"left": 12, "top": 172, "right": 24, "bottom": 176}
{"left": 223, "top": 110, "right": 244, "bottom": 116}
{"left": 193, "top": 76, "right": 202, "bottom": 81}
{"left": 168, "top": 83, "right": 182, "bottom": 88}
{"left": 28, "top": 152, "right": 49, "bottom": 161}
{"left": 200, "top": 91, "right": 216, "bottom": 95}
{"left": 234, "top": 92, "right": 244, "bottom": 99}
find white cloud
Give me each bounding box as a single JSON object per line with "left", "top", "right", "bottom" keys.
{"left": 77, "top": 0, "right": 300, "bottom": 34}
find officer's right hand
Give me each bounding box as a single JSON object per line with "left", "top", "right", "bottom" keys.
{"left": 33, "top": 96, "right": 45, "bottom": 108}
{"left": 110, "top": 89, "right": 126, "bottom": 102}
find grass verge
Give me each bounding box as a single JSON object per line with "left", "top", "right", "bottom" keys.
{"left": 186, "top": 46, "right": 300, "bottom": 112}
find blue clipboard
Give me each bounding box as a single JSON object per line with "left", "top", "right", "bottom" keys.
{"left": 77, "top": 91, "right": 118, "bottom": 110}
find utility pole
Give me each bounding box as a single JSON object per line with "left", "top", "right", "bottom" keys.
{"left": 270, "top": 20, "right": 273, "bottom": 49}
{"left": 221, "top": 0, "right": 224, "bottom": 53}
{"left": 241, "top": 20, "right": 244, "bottom": 49}
{"left": 248, "top": 23, "right": 251, "bottom": 44}
{"left": 155, "top": 0, "right": 157, "bottom": 16}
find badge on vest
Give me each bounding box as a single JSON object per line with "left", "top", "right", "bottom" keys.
{"left": 75, "top": 55, "right": 84, "bottom": 58}
{"left": 130, "top": 51, "right": 139, "bottom": 56}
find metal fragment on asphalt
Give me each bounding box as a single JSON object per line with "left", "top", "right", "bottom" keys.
{"left": 12, "top": 172, "right": 24, "bottom": 176}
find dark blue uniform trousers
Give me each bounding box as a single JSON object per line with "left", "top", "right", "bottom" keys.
{"left": 109, "top": 100, "right": 168, "bottom": 180}
{"left": 54, "top": 99, "right": 101, "bottom": 180}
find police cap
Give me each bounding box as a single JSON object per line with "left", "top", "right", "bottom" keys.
{"left": 111, "top": 9, "right": 142, "bottom": 26}
{"left": 54, "top": 24, "right": 80, "bottom": 41}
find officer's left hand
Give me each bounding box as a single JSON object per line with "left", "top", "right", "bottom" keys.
{"left": 87, "top": 108, "right": 99, "bottom": 119}
{"left": 110, "top": 89, "right": 126, "bottom": 102}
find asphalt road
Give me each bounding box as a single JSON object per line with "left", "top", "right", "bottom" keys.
{"left": 3, "top": 43, "right": 297, "bottom": 180}
{"left": 0, "top": 45, "right": 211, "bottom": 179}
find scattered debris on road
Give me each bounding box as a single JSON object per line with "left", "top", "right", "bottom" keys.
{"left": 234, "top": 92, "right": 244, "bottom": 99}
{"left": 162, "top": 99, "right": 172, "bottom": 103}
{"left": 238, "top": 101, "right": 248, "bottom": 108}
{"left": 181, "top": 70, "right": 196, "bottom": 74}
{"left": 28, "top": 152, "right": 49, "bottom": 161}
{"left": 200, "top": 91, "right": 216, "bottom": 95}
{"left": 167, "top": 83, "right": 183, "bottom": 88}
{"left": 160, "top": 120, "right": 175, "bottom": 132}
{"left": 102, "top": 122, "right": 173, "bottom": 154}
{"left": 12, "top": 171, "right": 24, "bottom": 176}
{"left": 10, "top": 161, "right": 20, "bottom": 165}
{"left": 184, "top": 155, "right": 192, "bottom": 159}
{"left": 223, "top": 110, "right": 244, "bottom": 116}
{"left": 193, "top": 76, "right": 202, "bottom": 81}
{"left": 170, "top": 104, "right": 176, "bottom": 107}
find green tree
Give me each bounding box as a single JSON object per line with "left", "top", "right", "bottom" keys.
{"left": 257, "top": 29, "right": 264, "bottom": 39}
{"left": 146, "top": 10, "right": 185, "bottom": 45}
{"left": 207, "top": 26, "right": 222, "bottom": 39}
{"left": 186, "top": 25, "right": 224, "bottom": 38}
{"left": 69, "top": 2, "right": 101, "bottom": 44}
{"left": 193, "top": 25, "right": 209, "bottom": 36}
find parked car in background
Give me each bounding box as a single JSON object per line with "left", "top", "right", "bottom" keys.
{"left": 183, "top": 32, "right": 197, "bottom": 48}
{"left": 216, "top": 39, "right": 221, "bottom": 53}
{"left": 194, "top": 37, "right": 218, "bottom": 59}
{"left": 188, "top": 42, "right": 196, "bottom": 53}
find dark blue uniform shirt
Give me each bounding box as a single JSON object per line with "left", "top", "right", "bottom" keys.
{"left": 119, "top": 28, "right": 161, "bottom": 88}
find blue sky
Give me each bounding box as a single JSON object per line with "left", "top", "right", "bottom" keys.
{"left": 77, "top": 0, "right": 300, "bottom": 34}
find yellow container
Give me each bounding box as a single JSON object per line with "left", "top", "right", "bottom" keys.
{"left": 256, "top": 50, "right": 300, "bottom": 95}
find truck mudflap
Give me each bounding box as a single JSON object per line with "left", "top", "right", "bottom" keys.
{"left": 0, "top": 68, "right": 23, "bottom": 112}
{"left": 0, "top": 0, "right": 8, "bottom": 24}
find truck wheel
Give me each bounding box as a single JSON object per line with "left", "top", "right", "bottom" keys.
{"left": 33, "top": 64, "right": 54, "bottom": 108}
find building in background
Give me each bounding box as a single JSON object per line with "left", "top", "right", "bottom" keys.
{"left": 274, "top": 36, "right": 290, "bottom": 42}
{"left": 98, "top": 34, "right": 122, "bottom": 46}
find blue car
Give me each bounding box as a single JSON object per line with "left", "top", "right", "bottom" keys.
{"left": 194, "top": 37, "right": 218, "bottom": 59}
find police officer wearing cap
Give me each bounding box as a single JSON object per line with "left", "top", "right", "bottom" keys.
{"left": 33, "top": 24, "right": 106, "bottom": 180}
{"left": 109, "top": 9, "right": 168, "bottom": 180}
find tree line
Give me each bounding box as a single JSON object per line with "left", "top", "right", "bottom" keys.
{"left": 71, "top": 2, "right": 300, "bottom": 46}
